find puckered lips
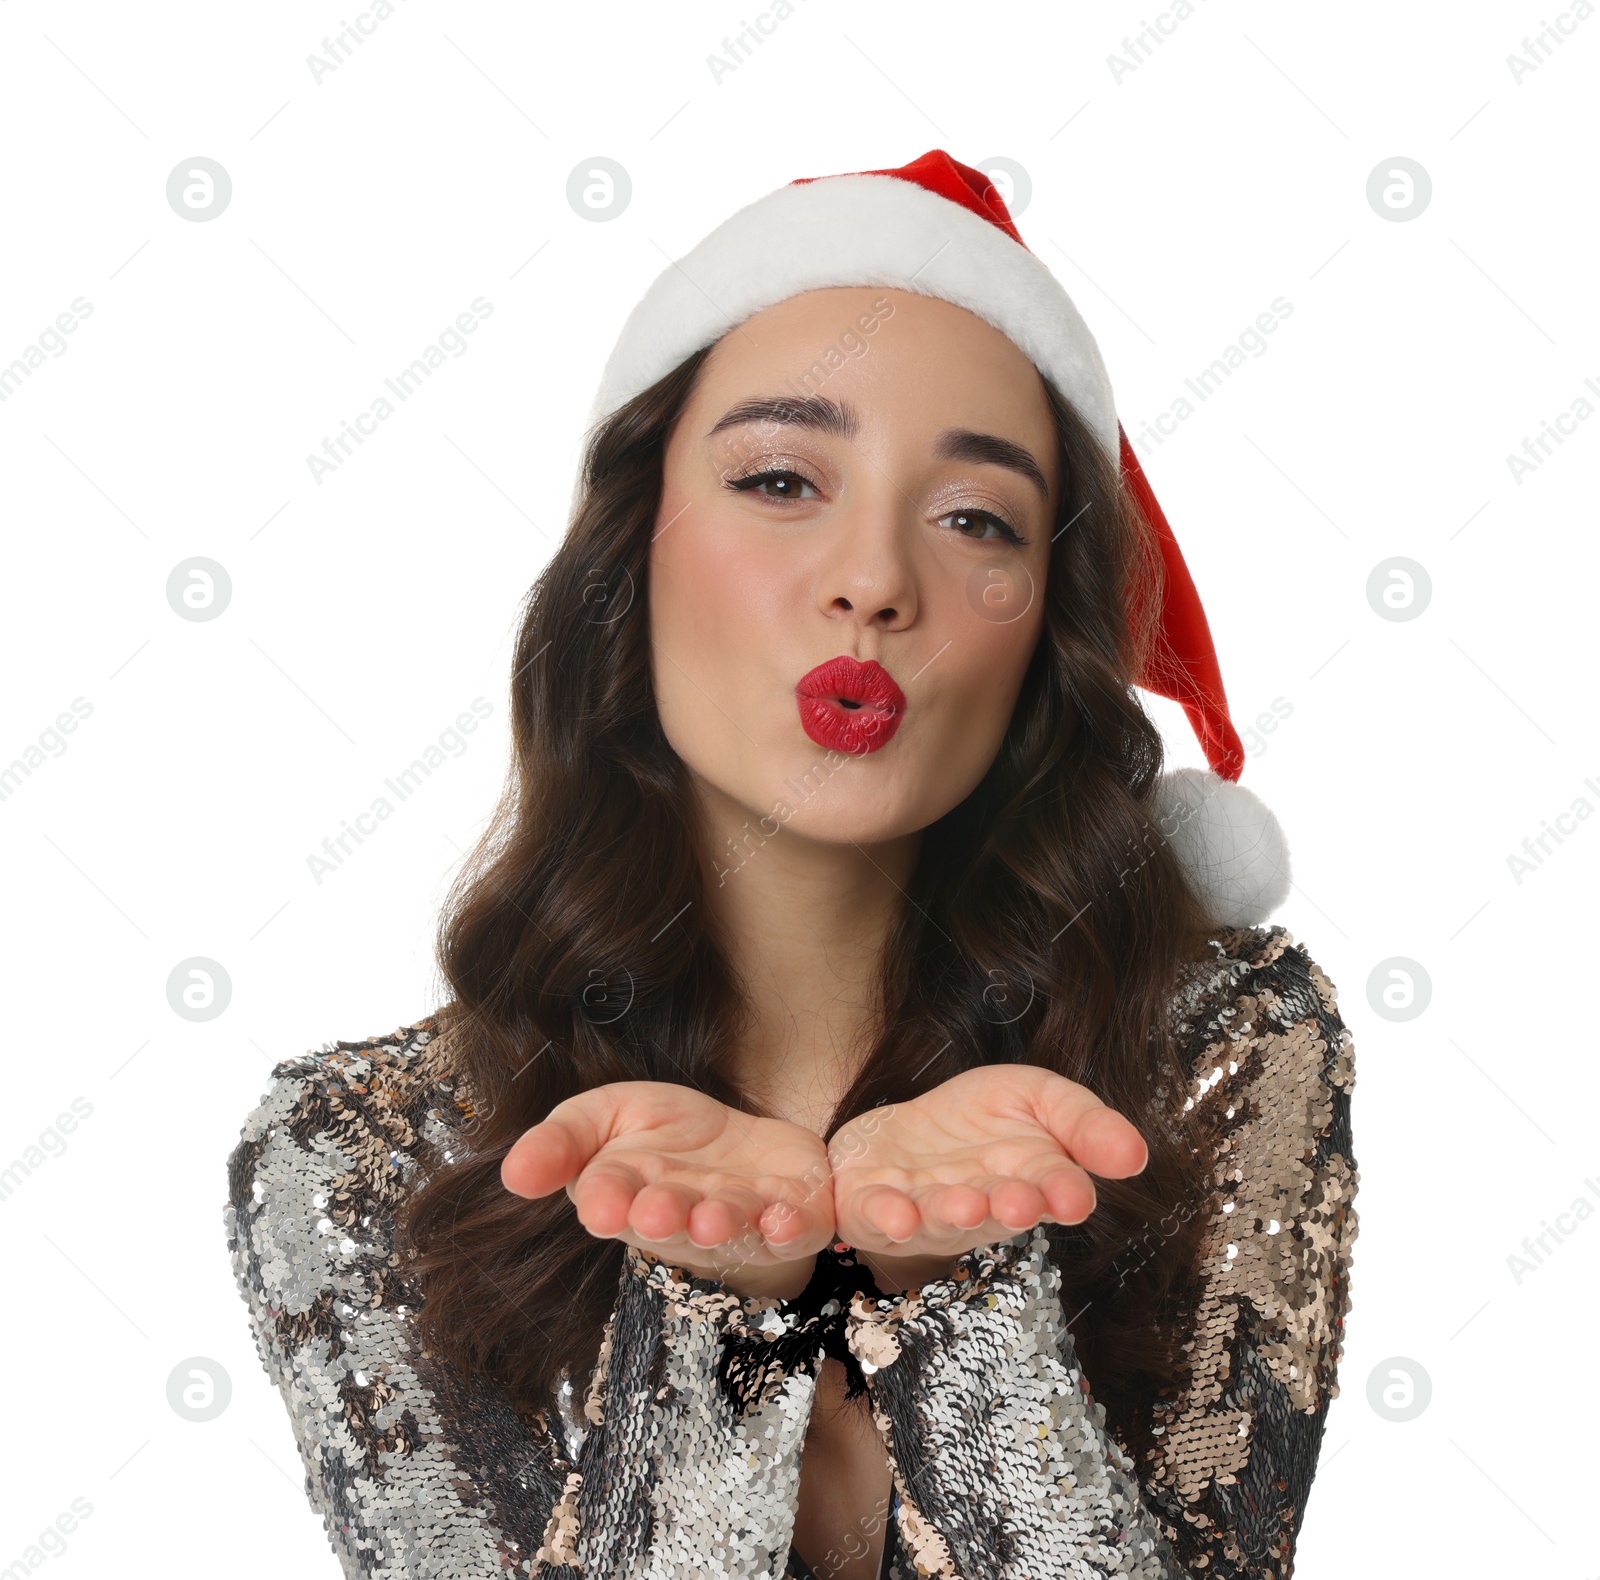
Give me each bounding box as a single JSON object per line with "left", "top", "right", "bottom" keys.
{"left": 794, "top": 655, "right": 907, "bottom": 755}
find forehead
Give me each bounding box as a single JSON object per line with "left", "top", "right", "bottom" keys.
{"left": 685, "top": 287, "right": 1056, "bottom": 447}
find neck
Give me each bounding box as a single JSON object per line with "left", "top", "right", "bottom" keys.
{"left": 695, "top": 775, "right": 920, "bottom": 1134}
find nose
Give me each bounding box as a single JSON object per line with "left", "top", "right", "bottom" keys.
{"left": 814, "top": 489, "right": 919, "bottom": 633}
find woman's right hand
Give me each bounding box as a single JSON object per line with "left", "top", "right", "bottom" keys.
{"left": 501, "top": 1080, "right": 834, "bottom": 1300}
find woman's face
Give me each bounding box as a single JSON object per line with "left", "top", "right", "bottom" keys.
{"left": 649, "top": 286, "right": 1059, "bottom": 857}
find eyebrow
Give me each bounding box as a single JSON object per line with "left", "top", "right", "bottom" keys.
{"left": 706, "top": 396, "right": 1050, "bottom": 500}
{"left": 706, "top": 395, "right": 857, "bottom": 439}
{"left": 934, "top": 428, "right": 1051, "bottom": 501}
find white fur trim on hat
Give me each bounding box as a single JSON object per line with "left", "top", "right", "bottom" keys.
{"left": 1155, "top": 767, "right": 1291, "bottom": 928}
{"left": 585, "top": 172, "right": 1119, "bottom": 459}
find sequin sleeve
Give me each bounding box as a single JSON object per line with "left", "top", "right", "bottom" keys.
{"left": 841, "top": 926, "right": 1359, "bottom": 1580}
{"left": 567, "top": 1245, "right": 847, "bottom": 1576}
{"left": 223, "top": 1022, "right": 575, "bottom": 1577}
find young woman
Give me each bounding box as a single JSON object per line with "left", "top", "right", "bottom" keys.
{"left": 227, "top": 151, "right": 1358, "bottom": 1580}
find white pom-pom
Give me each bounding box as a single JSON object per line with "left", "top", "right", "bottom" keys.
{"left": 1154, "top": 768, "right": 1291, "bottom": 928}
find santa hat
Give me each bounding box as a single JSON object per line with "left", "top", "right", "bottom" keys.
{"left": 586, "top": 149, "right": 1288, "bottom": 928}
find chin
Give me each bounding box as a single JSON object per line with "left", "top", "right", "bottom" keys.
{"left": 778, "top": 799, "right": 921, "bottom": 848}
{"left": 763, "top": 751, "right": 955, "bottom": 846}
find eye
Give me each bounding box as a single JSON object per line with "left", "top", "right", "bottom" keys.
{"left": 727, "top": 468, "right": 820, "bottom": 501}
{"left": 937, "top": 508, "right": 1028, "bottom": 547}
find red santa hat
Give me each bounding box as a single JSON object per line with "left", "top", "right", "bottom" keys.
{"left": 586, "top": 149, "right": 1288, "bottom": 928}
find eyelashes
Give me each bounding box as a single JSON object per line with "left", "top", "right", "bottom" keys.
{"left": 723, "top": 467, "right": 1030, "bottom": 547}
{"left": 936, "top": 507, "right": 1028, "bottom": 548}
{"left": 726, "top": 467, "right": 819, "bottom": 502}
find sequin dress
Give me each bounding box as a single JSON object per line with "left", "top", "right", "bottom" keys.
{"left": 224, "top": 925, "right": 1358, "bottom": 1578}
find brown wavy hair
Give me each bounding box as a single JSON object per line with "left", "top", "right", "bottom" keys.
{"left": 399, "top": 344, "right": 1219, "bottom": 1459}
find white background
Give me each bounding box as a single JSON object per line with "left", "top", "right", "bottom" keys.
{"left": 1, "top": 1, "right": 1594, "bottom": 1574}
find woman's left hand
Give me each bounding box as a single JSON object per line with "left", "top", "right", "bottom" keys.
{"left": 827, "top": 1064, "right": 1150, "bottom": 1280}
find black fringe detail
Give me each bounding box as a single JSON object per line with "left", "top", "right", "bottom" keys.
{"left": 716, "top": 1246, "right": 884, "bottom": 1417}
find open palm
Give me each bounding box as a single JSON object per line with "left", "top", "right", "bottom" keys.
{"left": 502, "top": 1080, "right": 835, "bottom": 1280}
{"left": 827, "top": 1064, "right": 1150, "bottom": 1259}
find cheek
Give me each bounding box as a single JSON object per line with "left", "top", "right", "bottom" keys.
{"left": 914, "top": 588, "right": 1043, "bottom": 774}
{"left": 648, "top": 503, "right": 803, "bottom": 767}
{"left": 651, "top": 512, "right": 792, "bottom": 664}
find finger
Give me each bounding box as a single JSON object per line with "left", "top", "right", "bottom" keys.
{"left": 502, "top": 1087, "right": 624, "bottom": 1199}
{"left": 685, "top": 1186, "right": 763, "bottom": 1250}
{"left": 846, "top": 1183, "right": 921, "bottom": 1244}
{"left": 1033, "top": 1078, "right": 1149, "bottom": 1179}
{"left": 502, "top": 1117, "right": 586, "bottom": 1199}
{"left": 760, "top": 1196, "right": 830, "bottom": 1251}
{"left": 1035, "top": 1163, "right": 1098, "bottom": 1226}
{"left": 918, "top": 1183, "right": 989, "bottom": 1235}
{"left": 628, "top": 1179, "right": 701, "bottom": 1243}
{"left": 503, "top": 1080, "right": 730, "bottom": 1201}
{"left": 567, "top": 1160, "right": 647, "bottom": 1237}
{"left": 987, "top": 1178, "right": 1048, "bottom": 1231}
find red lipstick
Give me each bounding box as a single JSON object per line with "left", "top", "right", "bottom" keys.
{"left": 794, "top": 656, "right": 907, "bottom": 755}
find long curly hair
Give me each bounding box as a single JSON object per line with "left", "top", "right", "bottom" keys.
{"left": 398, "top": 344, "right": 1219, "bottom": 1459}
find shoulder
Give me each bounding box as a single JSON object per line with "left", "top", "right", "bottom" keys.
{"left": 1165, "top": 925, "right": 1357, "bottom": 1201}
{"left": 228, "top": 1012, "right": 467, "bottom": 1173}
{"left": 223, "top": 1013, "right": 471, "bottom": 1294}
{"left": 1169, "top": 923, "right": 1354, "bottom": 1093}
{"left": 221, "top": 1014, "right": 567, "bottom": 1557}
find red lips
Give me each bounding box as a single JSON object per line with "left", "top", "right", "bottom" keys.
{"left": 794, "top": 656, "right": 907, "bottom": 755}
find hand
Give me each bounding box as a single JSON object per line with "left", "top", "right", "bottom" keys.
{"left": 827, "top": 1065, "right": 1149, "bottom": 1276}
{"left": 502, "top": 1081, "right": 834, "bottom": 1300}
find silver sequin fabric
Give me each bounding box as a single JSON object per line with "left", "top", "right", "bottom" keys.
{"left": 224, "top": 924, "right": 1358, "bottom": 1578}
